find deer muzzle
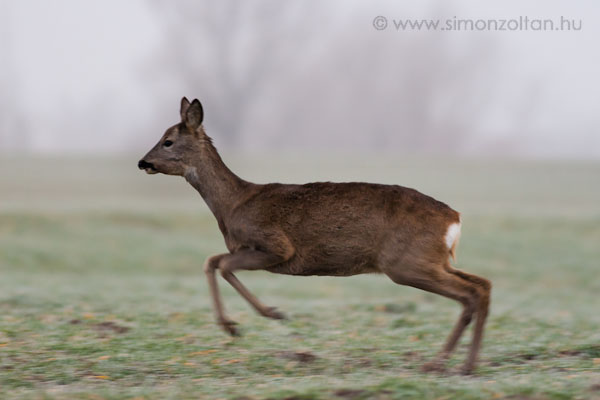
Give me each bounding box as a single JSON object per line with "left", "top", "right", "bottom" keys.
{"left": 138, "top": 159, "right": 158, "bottom": 174}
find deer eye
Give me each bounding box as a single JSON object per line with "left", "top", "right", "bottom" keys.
{"left": 163, "top": 140, "right": 173, "bottom": 147}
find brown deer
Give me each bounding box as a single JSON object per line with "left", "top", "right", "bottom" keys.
{"left": 138, "top": 97, "right": 491, "bottom": 374}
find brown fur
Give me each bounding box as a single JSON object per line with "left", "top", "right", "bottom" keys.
{"left": 138, "top": 97, "right": 492, "bottom": 374}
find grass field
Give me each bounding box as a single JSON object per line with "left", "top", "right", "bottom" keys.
{"left": 1, "top": 154, "right": 600, "bottom": 399}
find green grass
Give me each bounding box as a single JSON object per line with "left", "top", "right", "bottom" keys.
{"left": 1, "top": 155, "right": 600, "bottom": 399}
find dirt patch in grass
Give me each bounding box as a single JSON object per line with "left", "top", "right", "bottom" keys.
{"left": 264, "top": 396, "right": 316, "bottom": 400}
{"left": 491, "top": 345, "right": 600, "bottom": 367}
{"left": 559, "top": 344, "right": 600, "bottom": 358}
{"left": 92, "top": 321, "right": 130, "bottom": 334}
{"left": 589, "top": 383, "right": 600, "bottom": 392}
{"left": 401, "top": 351, "right": 424, "bottom": 362}
{"left": 276, "top": 351, "right": 317, "bottom": 363}
{"left": 375, "top": 302, "right": 416, "bottom": 314}
{"left": 334, "top": 388, "right": 366, "bottom": 399}
{"left": 514, "top": 352, "right": 538, "bottom": 362}
{"left": 343, "top": 357, "right": 372, "bottom": 368}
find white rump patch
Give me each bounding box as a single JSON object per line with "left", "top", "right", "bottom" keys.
{"left": 444, "top": 221, "right": 462, "bottom": 249}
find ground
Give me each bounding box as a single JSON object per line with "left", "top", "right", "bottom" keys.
{"left": 1, "top": 154, "right": 599, "bottom": 399}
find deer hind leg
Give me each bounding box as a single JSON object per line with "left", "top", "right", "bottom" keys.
{"left": 444, "top": 264, "right": 492, "bottom": 374}
{"left": 381, "top": 260, "right": 487, "bottom": 373}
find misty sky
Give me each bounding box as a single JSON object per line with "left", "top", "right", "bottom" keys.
{"left": 2, "top": 0, "right": 599, "bottom": 158}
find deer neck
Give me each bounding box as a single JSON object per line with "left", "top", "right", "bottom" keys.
{"left": 183, "top": 139, "right": 247, "bottom": 221}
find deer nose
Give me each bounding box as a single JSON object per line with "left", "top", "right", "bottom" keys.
{"left": 138, "top": 159, "right": 155, "bottom": 170}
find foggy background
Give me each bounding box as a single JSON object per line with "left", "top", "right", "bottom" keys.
{"left": 1, "top": 0, "right": 599, "bottom": 159}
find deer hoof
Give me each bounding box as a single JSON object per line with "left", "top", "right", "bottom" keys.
{"left": 218, "top": 319, "right": 240, "bottom": 337}
{"left": 421, "top": 360, "right": 446, "bottom": 373}
{"left": 460, "top": 364, "right": 474, "bottom": 375}
{"left": 263, "top": 307, "right": 287, "bottom": 320}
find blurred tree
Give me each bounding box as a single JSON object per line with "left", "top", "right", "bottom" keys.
{"left": 145, "top": 2, "right": 534, "bottom": 154}
{"left": 265, "top": 22, "right": 505, "bottom": 152}
{"left": 0, "top": 2, "right": 30, "bottom": 152}
{"left": 147, "top": 0, "right": 320, "bottom": 146}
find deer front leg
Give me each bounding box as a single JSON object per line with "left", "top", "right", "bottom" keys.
{"left": 203, "top": 254, "right": 239, "bottom": 336}
{"left": 219, "top": 249, "right": 288, "bottom": 321}
{"left": 221, "top": 272, "right": 286, "bottom": 320}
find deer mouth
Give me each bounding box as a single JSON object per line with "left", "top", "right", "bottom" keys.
{"left": 138, "top": 160, "right": 158, "bottom": 174}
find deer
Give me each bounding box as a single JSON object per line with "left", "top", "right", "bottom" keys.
{"left": 138, "top": 97, "right": 491, "bottom": 374}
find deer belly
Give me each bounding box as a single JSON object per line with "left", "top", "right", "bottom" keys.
{"left": 267, "top": 251, "right": 378, "bottom": 277}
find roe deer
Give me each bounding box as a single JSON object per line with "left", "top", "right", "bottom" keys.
{"left": 138, "top": 97, "right": 491, "bottom": 374}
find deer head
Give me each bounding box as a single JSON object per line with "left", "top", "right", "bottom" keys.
{"left": 138, "top": 97, "right": 207, "bottom": 176}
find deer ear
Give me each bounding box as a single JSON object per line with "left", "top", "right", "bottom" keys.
{"left": 184, "top": 99, "right": 204, "bottom": 131}
{"left": 180, "top": 97, "right": 191, "bottom": 121}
